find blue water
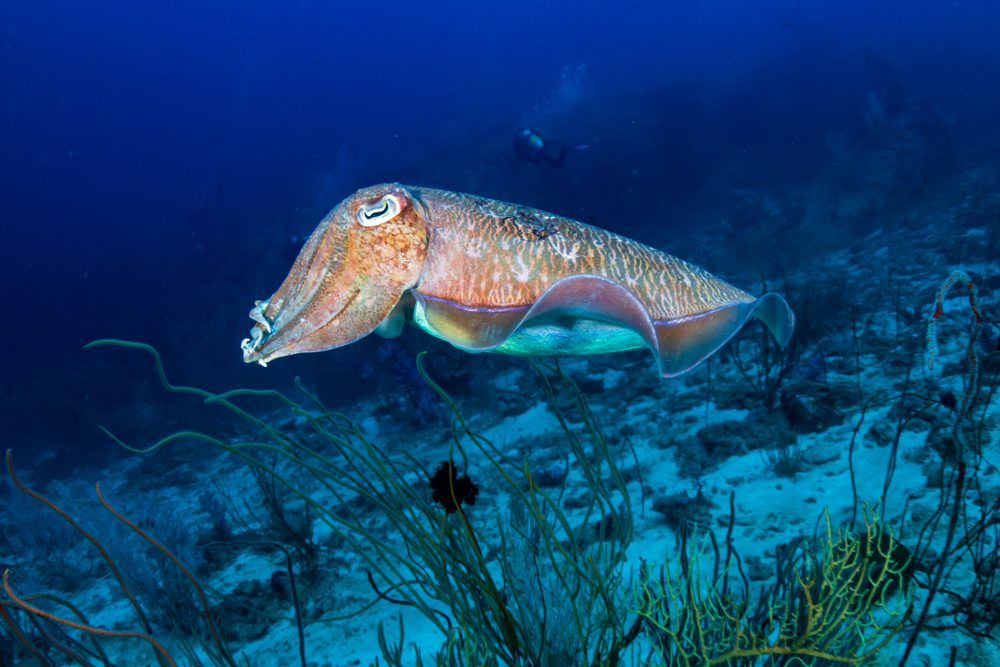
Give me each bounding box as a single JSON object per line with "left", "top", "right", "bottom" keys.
{"left": 2, "top": 1, "right": 999, "bottom": 664}
{"left": 2, "top": 0, "right": 994, "bottom": 472}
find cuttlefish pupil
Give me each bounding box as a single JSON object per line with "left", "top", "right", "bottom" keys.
{"left": 362, "top": 201, "right": 388, "bottom": 219}
{"left": 358, "top": 194, "right": 401, "bottom": 226}
{"left": 241, "top": 183, "right": 795, "bottom": 378}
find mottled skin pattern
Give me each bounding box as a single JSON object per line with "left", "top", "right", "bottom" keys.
{"left": 242, "top": 183, "right": 794, "bottom": 377}
{"left": 419, "top": 190, "right": 751, "bottom": 318}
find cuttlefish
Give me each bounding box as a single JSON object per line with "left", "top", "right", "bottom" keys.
{"left": 241, "top": 184, "right": 794, "bottom": 377}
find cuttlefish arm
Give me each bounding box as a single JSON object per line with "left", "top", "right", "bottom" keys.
{"left": 241, "top": 184, "right": 429, "bottom": 366}
{"left": 242, "top": 183, "right": 794, "bottom": 378}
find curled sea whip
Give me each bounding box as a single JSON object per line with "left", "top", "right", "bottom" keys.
{"left": 241, "top": 184, "right": 794, "bottom": 378}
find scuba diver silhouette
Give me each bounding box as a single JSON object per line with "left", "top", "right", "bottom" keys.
{"left": 512, "top": 128, "right": 589, "bottom": 168}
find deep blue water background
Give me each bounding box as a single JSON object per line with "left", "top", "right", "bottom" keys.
{"left": 2, "top": 0, "right": 999, "bottom": 473}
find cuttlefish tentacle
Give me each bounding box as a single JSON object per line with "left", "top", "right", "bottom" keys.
{"left": 241, "top": 183, "right": 794, "bottom": 378}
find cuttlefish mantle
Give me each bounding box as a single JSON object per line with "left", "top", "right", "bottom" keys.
{"left": 241, "top": 184, "right": 794, "bottom": 378}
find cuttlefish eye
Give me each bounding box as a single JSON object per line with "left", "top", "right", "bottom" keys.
{"left": 357, "top": 194, "right": 402, "bottom": 226}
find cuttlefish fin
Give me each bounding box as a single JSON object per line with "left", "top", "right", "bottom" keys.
{"left": 416, "top": 275, "right": 794, "bottom": 378}
{"left": 520, "top": 274, "right": 661, "bottom": 350}
{"left": 415, "top": 275, "right": 659, "bottom": 353}
{"left": 654, "top": 292, "right": 795, "bottom": 378}
{"left": 751, "top": 292, "right": 795, "bottom": 348}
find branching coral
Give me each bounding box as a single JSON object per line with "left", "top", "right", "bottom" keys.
{"left": 12, "top": 321, "right": 994, "bottom": 664}
{"left": 0, "top": 449, "right": 235, "bottom": 667}
{"left": 83, "top": 340, "right": 637, "bottom": 666}
{"left": 636, "top": 506, "right": 913, "bottom": 666}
